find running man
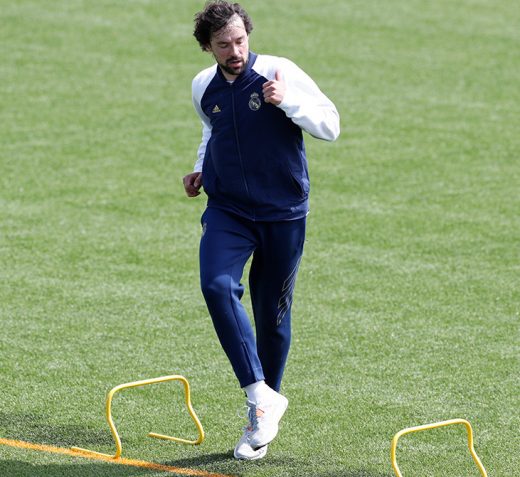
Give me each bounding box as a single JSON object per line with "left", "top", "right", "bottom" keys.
{"left": 183, "top": 0, "right": 340, "bottom": 460}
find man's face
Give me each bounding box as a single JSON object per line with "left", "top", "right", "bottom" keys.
{"left": 207, "top": 15, "right": 249, "bottom": 80}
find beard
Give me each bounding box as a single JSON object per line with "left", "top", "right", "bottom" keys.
{"left": 218, "top": 55, "right": 248, "bottom": 77}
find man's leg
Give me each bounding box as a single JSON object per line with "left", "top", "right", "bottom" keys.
{"left": 249, "top": 217, "right": 306, "bottom": 392}
{"left": 200, "top": 208, "right": 271, "bottom": 460}
{"left": 199, "top": 207, "right": 265, "bottom": 388}
{"left": 243, "top": 218, "right": 305, "bottom": 450}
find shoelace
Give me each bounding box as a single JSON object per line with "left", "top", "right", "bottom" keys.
{"left": 248, "top": 402, "right": 259, "bottom": 432}
{"left": 237, "top": 404, "right": 254, "bottom": 434}
{"left": 238, "top": 401, "right": 266, "bottom": 434}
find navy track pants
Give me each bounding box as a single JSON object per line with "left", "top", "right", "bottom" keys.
{"left": 199, "top": 207, "right": 306, "bottom": 391}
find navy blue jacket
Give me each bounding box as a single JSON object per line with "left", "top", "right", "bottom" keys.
{"left": 192, "top": 52, "right": 340, "bottom": 221}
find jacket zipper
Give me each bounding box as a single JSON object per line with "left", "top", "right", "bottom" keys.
{"left": 230, "top": 82, "right": 254, "bottom": 218}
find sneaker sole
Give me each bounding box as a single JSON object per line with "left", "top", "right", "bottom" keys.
{"left": 234, "top": 445, "right": 268, "bottom": 460}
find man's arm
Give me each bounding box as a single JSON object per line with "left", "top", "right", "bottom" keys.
{"left": 183, "top": 118, "right": 209, "bottom": 197}
{"left": 183, "top": 69, "right": 215, "bottom": 197}
{"left": 260, "top": 56, "right": 340, "bottom": 142}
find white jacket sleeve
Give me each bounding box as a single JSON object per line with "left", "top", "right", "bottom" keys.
{"left": 191, "top": 67, "right": 215, "bottom": 173}
{"left": 276, "top": 58, "right": 340, "bottom": 142}
{"left": 193, "top": 117, "right": 211, "bottom": 173}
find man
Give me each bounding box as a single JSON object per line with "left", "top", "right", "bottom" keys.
{"left": 183, "top": 1, "right": 340, "bottom": 460}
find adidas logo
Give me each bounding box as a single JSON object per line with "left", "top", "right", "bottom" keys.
{"left": 212, "top": 105, "right": 221, "bottom": 113}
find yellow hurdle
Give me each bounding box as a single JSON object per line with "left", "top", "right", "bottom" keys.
{"left": 72, "top": 375, "right": 205, "bottom": 459}
{"left": 391, "top": 418, "right": 487, "bottom": 476}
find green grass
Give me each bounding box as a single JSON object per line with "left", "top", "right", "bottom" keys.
{"left": 1, "top": 0, "right": 519, "bottom": 476}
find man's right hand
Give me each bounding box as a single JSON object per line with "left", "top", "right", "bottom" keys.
{"left": 183, "top": 172, "right": 203, "bottom": 197}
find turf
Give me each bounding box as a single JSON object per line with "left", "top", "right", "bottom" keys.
{"left": 1, "top": 0, "right": 519, "bottom": 476}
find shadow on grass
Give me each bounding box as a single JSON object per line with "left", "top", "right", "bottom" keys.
{"left": 166, "top": 453, "right": 392, "bottom": 477}
{"left": 0, "top": 451, "right": 243, "bottom": 477}
{"left": 165, "top": 452, "right": 242, "bottom": 476}
{"left": 0, "top": 412, "right": 391, "bottom": 477}
{"left": 0, "top": 411, "right": 112, "bottom": 447}
{"left": 0, "top": 460, "right": 157, "bottom": 476}
{"left": 0, "top": 451, "right": 392, "bottom": 477}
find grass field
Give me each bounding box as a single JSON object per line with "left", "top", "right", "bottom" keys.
{"left": 1, "top": 0, "right": 519, "bottom": 476}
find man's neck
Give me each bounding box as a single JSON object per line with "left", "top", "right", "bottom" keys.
{"left": 220, "top": 69, "right": 239, "bottom": 82}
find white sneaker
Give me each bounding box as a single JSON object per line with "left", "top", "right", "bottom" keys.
{"left": 247, "top": 392, "right": 288, "bottom": 449}
{"left": 233, "top": 426, "right": 268, "bottom": 460}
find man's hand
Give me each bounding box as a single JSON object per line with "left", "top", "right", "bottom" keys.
{"left": 262, "top": 70, "right": 286, "bottom": 106}
{"left": 183, "top": 172, "right": 203, "bottom": 197}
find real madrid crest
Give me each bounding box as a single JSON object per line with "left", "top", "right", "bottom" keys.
{"left": 248, "top": 92, "right": 261, "bottom": 111}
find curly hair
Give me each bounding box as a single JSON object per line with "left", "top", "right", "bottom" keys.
{"left": 193, "top": 1, "right": 253, "bottom": 51}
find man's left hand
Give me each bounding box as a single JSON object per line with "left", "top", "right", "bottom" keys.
{"left": 262, "top": 70, "right": 286, "bottom": 105}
